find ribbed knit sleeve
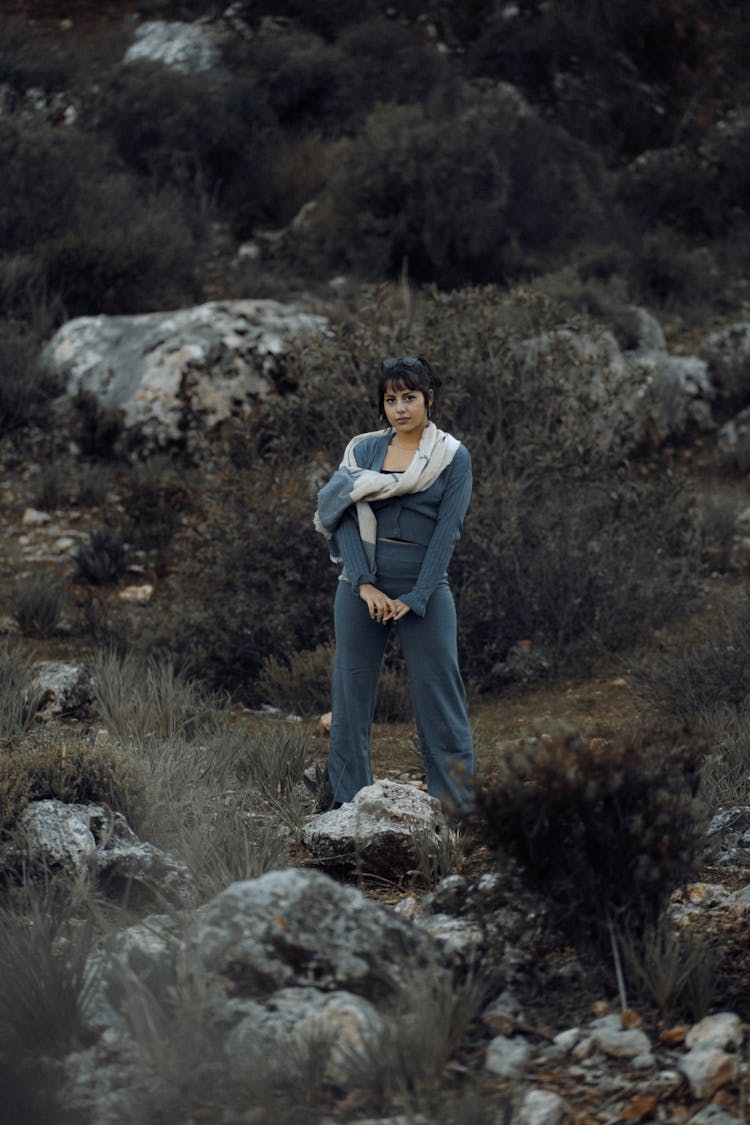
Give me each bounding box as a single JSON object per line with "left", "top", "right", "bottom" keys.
{"left": 331, "top": 510, "right": 377, "bottom": 590}
{"left": 398, "top": 444, "right": 472, "bottom": 617}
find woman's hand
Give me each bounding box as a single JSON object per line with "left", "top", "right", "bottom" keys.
{"left": 358, "top": 583, "right": 396, "bottom": 624}
{"left": 383, "top": 598, "right": 411, "bottom": 623}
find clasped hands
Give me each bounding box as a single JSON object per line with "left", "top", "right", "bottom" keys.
{"left": 358, "top": 583, "right": 411, "bottom": 624}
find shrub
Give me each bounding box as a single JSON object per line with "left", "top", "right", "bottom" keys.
{"left": 291, "top": 89, "right": 610, "bottom": 285}
{"left": 456, "top": 471, "right": 697, "bottom": 683}
{"left": 0, "top": 117, "right": 202, "bottom": 323}
{"left": 123, "top": 459, "right": 192, "bottom": 552}
{"left": 624, "top": 228, "right": 716, "bottom": 314}
{"left": 75, "top": 529, "right": 128, "bottom": 585}
{"left": 464, "top": 4, "right": 672, "bottom": 159}
{"left": 258, "top": 643, "right": 413, "bottom": 722}
{"left": 163, "top": 457, "right": 340, "bottom": 695}
{"left": 70, "top": 390, "right": 125, "bottom": 460}
{"left": 11, "top": 572, "right": 66, "bottom": 638}
{"left": 474, "top": 726, "right": 708, "bottom": 944}
{"left": 0, "top": 880, "right": 98, "bottom": 1057}
{"left": 0, "top": 322, "right": 59, "bottom": 436}
{"left": 698, "top": 705, "right": 750, "bottom": 810}
{"left": 641, "top": 595, "right": 750, "bottom": 721}
{"left": 621, "top": 911, "right": 720, "bottom": 1021}
{"left": 95, "top": 64, "right": 282, "bottom": 230}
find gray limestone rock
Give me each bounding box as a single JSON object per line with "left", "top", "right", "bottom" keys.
{"left": 301, "top": 779, "right": 444, "bottom": 875}
{"left": 186, "top": 867, "right": 444, "bottom": 1000}
{"left": 30, "top": 659, "right": 94, "bottom": 719}
{"left": 15, "top": 800, "right": 197, "bottom": 907}
{"left": 44, "top": 300, "right": 328, "bottom": 451}
{"left": 124, "top": 20, "right": 220, "bottom": 74}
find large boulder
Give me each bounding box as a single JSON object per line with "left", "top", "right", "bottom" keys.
{"left": 66, "top": 868, "right": 450, "bottom": 1121}
{"left": 511, "top": 316, "right": 716, "bottom": 453}
{"left": 43, "top": 300, "right": 328, "bottom": 451}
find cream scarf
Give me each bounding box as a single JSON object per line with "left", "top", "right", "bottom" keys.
{"left": 314, "top": 422, "right": 460, "bottom": 567}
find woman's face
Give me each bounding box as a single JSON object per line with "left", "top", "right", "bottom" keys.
{"left": 383, "top": 380, "right": 431, "bottom": 440}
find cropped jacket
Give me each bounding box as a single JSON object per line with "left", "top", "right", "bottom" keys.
{"left": 330, "top": 432, "right": 472, "bottom": 617}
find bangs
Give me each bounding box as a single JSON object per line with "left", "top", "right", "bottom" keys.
{"left": 384, "top": 373, "right": 419, "bottom": 395}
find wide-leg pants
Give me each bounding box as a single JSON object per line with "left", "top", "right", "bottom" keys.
{"left": 327, "top": 540, "right": 475, "bottom": 810}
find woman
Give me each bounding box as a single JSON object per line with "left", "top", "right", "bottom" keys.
{"left": 314, "top": 355, "right": 474, "bottom": 813}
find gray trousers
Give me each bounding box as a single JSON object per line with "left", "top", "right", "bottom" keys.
{"left": 327, "top": 540, "right": 475, "bottom": 810}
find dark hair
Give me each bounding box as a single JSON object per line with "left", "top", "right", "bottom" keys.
{"left": 377, "top": 355, "right": 442, "bottom": 419}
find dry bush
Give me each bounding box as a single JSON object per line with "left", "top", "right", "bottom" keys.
{"left": 258, "top": 642, "right": 413, "bottom": 722}
{"left": 641, "top": 595, "right": 750, "bottom": 721}
{"left": 474, "top": 726, "right": 708, "bottom": 944}
{"left": 0, "top": 732, "right": 148, "bottom": 839}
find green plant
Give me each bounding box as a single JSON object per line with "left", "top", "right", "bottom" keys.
{"left": 474, "top": 726, "right": 708, "bottom": 946}
{"left": 11, "top": 572, "right": 66, "bottom": 637}
{"left": 347, "top": 967, "right": 491, "bottom": 1115}
{"left": 75, "top": 528, "right": 128, "bottom": 584}
{"left": 0, "top": 322, "right": 59, "bottom": 435}
{"left": 91, "top": 649, "right": 226, "bottom": 748}
{"left": 0, "top": 644, "right": 44, "bottom": 741}
{"left": 0, "top": 878, "right": 99, "bottom": 1054}
{"left": 620, "top": 911, "right": 720, "bottom": 1021}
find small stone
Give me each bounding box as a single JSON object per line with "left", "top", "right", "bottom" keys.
{"left": 630, "top": 1052, "right": 656, "bottom": 1069}
{"left": 553, "top": 1027, "right": 581, "bottom": 1053}
{"left": 621, "top": 1094, "right": 658, "bottom": 1122}
{"left": 660, "top": 1026, "right": 688, "bottom": 1046}
{"left": 685, "top": 1012, "right": 743, "bottom": 1052}
{"left": 590, "top": 1014, "right": 652, "bottom": 1059}
{"left": 678, "top": 1045, "right": 737, "bottom": 1098}
{"left": 482, "top": 991, "right": 522, "bottom": 1035}
{"left": 485, "top": 1035, "right": 531, "bottom": 1078}
{"left": 517, "top": 1088, "right": 564, "bottom": 1125}
{"left": 118, "top": 584, "right": 154, "bottom": 605}
{"left": 590, "top": 999, "right": 610, "bottom": 1016}
{"left": 316, "top": 711, "right": 332, "bottom": 735}
{"left": 22, "top": 507, "right": 50, "bottom": 525}
{"left": 621, "top": 1008, "right": 643, "bottom": 1029}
